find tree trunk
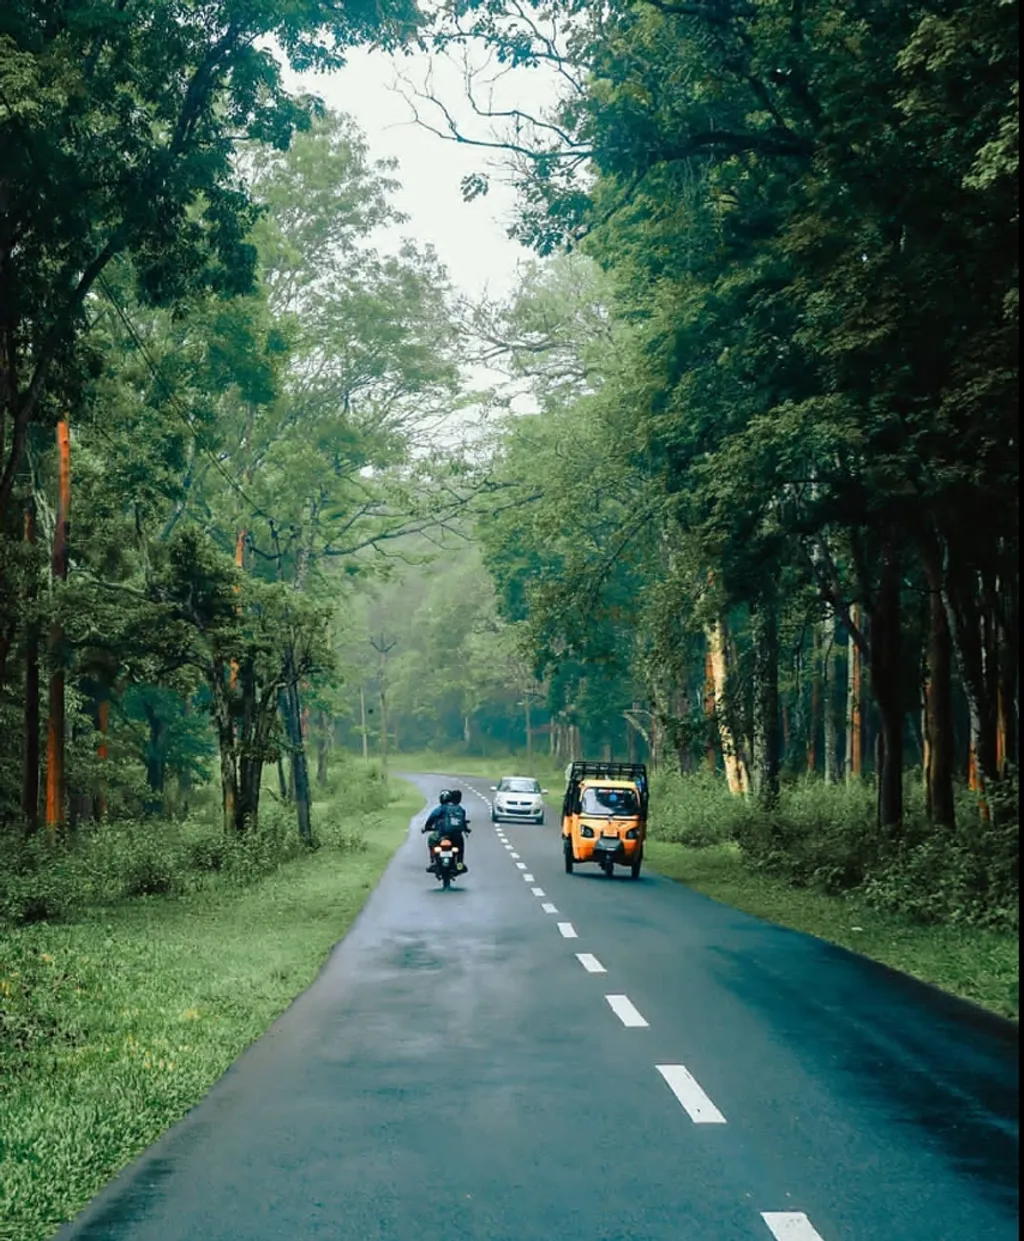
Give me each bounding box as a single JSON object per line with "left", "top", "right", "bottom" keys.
{"left": 525, "top": 696, "right": 533, "bottom": 761}
{"left": 922, "top": 541, "right": 956, "bottom": 827}
{"left": 705, "top": 619, "right": 750, "bottom": 796}
{"left": 703, "top": 650, "right": 716, "bottom": 770}
{"left": 845, "top": 604, "right": 863, "bottom": 782}
{"left": 143, "top": 702, "right": 167, "bottom": 815}
{"left": 93, "top": 698, "right": 110, "bottom": 821}
{"left": 751, "top": 596, "right": 780, "bottom": 807}
{"left": 213, "top": 673, "right": 239, "bottom": 834}
{"left": 943, "top": 560, "right": 1000, "bottom": 817}
{"left": 282, "top": 672, "right": 312, "bottom": 842}
{"left": 823, "top": 611, "right": 841, "bottom": 783}
{"left": 995, "top": 570, "right": 1017, "bottom": 777}
{"left": 870, "top": 548, "right": 903, "bottom": 833}
{"left": 379, "top": 680, "right": 389, "bottom": 770}
{"left": 316, "top": 717, "right": 330, "bottom": 787}
{"left": 807, "top": 624, "right": 821, "bottom": 775}
{"left": 22, "top": 497, "right": 40, "bottom": 832}
{"left": 229, "top": 529, "right": 246, "bottom": 689}
{"left": 220, "top": 733, "right": 239, "bottom": 835}
{"left": 238, "top": 752, "right": 262, "bottom": 832}
{"left": 45, "top": 419, "right": 71, "bottom": 836}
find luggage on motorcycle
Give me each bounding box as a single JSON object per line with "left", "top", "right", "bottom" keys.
{"left": 442, "top": 804, "right": 467, "bottom": 833}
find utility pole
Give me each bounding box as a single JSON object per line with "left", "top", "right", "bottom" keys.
{"left": 359, "top": 686, "right": 369, "bottom": 762}
{"left": 369, "top": 634, "right": 397, "bottom": 772}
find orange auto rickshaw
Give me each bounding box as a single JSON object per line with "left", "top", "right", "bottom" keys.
{"left": 561, "top": 761, "right": 649, "bottom": 879}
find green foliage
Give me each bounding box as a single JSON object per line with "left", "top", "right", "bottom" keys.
{"left": 0, "top": 758, "right": 405, "bottom": 931}
{"left": 648, "top": 771, "right": 1019, "bottom": 934}
{"left": 648, "top": 768, "right": 756, "bottom": 849}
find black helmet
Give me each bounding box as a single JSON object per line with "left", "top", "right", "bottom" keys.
{"left": 449, "top": 788, "right": 463, "bottom": 805}
{"left": 438, "top": 789, "right": 451, "bottom": 804}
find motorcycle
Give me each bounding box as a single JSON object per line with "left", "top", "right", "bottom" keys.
{"left": 429, "top": 824, "right": 471, "bottom": 890}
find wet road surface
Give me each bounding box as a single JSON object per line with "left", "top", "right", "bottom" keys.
{"left": 55, "top": 773, "right": 1018, "bottom": 1240}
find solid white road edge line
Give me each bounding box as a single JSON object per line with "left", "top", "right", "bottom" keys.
{"left": 761, "top": 1213, "right": 826, "bottom": 1241}
{"left": 541, "top": 902, "right": 558, "bottom": 913}
{"left": 531, "top": 887, "right": 545, "bottom": 896}
{"left": 576, "top": 953, "right": 606, "bottom": 974}
{"left": 557, "top": 922, "right": 578, "bottom": 938}
{"left": 655, "top": 1065, "right": 727, "bottom": 1124}
{"left": 605, "top": 994, "right": 649, "bottom": 1027}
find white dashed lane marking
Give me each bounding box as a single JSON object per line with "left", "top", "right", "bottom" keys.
{"left": 557, "top": 922, "right": 578, "bottom": 939}
{"left": 516, "top": 862, "right": 527, "bottom": 870}
{"left": 656, "top": 1065, "right": 727, "bottom": 1124}
{"left": 605, "top": 994, "right": 649, "bottom": 1027}
{"left": 761, "top": 1214, "right": 826, "bottom": 1241}
{"left": 576, "top": 953, "right": 606, "bottom": 974}
{"left": 541, "top": 903, "right": 558, "bottom": 914}
{"left": 523, "top": 873, "right": 535, "bottom": 882}
{"left": 510, "top": 851, "right": 520, "bottom": 858}
{"left": 531, "top": 887, "right": 545, "bottom": 897}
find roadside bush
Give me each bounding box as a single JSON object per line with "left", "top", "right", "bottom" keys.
{"left": 862, "top": 771, "right": 1019, "bottom": 931}
{"left": 648, "top": 768, "right": 754, "bottom": 847}
{"left": 0, "top": 755, "right": 415, "bottom": 929}
{"left": 652, "top": 765, "right": 1018, "bottom": 932}
{"left": 734, "top": 778, "right": 880, "bottom": 893}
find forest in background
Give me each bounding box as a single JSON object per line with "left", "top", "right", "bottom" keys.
{"left": 0, "top": 0, "right": 1018, "bottom": 936}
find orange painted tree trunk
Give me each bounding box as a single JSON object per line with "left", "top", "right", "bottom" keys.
{"left": 46, "top": 420, "right": 71, "bottom": 835}
{"left": 22, "top": 497, "right": 40, "bottom": 831}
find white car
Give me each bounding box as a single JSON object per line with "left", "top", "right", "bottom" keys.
{"left": 490, "top": 776, "right": 548, "bottom": 825}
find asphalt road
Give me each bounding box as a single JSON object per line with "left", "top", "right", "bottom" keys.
{"left": 55, "top": 772, "right": 1018, "bottom": 1241}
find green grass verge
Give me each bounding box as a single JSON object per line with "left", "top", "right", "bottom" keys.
{"left": 0, "top": 779, "right": 423, "bottom": 1241}
{"left": 645, "top": 840, "right": 1019, "bottom": 1022}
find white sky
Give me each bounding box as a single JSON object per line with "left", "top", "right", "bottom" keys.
{"left": 283, "top": 45, "right": 561, "bottom": 304}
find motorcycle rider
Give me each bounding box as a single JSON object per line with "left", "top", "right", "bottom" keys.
{"left": 422, "top": 788, "right": 470, "bottom": 872}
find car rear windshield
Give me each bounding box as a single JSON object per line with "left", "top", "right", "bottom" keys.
{"left": 499, "top": 778, "right": 540, "bottom": 793}
{"left": 581, "top": 787, "right": 639, "bottom": 817}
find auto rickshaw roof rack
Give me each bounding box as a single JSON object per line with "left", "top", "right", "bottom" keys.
{"left": 563, "top": 761, "right": 648, "bottom": 815}
{"left": 565, "top": 761, "right": 648, "bottom": 785}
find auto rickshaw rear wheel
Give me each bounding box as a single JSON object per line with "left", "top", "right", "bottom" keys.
{"left": 563, "top": 839, "right": 574, "bottom": 873}
{"left": 630, "top": 851, "right": 643, "bottom": 879}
